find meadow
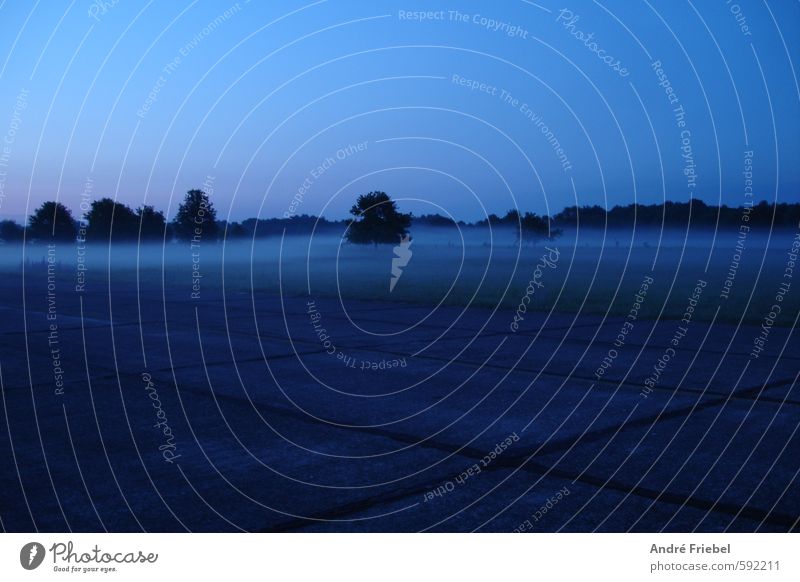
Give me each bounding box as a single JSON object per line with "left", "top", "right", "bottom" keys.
{"left": 5, "top": 223, "right": 797, "bottom": 327}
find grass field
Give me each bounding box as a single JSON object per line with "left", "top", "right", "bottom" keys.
{"left": 4, "top": 225, "right": 798, "bottom": 327}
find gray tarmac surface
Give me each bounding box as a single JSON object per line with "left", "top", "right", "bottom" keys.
{"left": 0, "top": 273, "right": 797, "bottom": 532}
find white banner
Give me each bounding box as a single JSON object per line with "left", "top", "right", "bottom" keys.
{"left": 0, "top": 533, "right": 796, "bottom": 581}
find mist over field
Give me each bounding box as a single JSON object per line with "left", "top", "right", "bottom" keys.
{"left": 5, "top": 224, "right": 796, "bottom": 326}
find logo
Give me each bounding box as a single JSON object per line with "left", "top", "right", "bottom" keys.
{"left": 20, "top": 542, "right": 45, "bottom": 570}
{"left": 390, "top": 234, "right": 412, "bottom": 292}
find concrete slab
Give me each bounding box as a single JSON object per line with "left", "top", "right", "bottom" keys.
{"left": 0, "top": 276, "right": 797, "bottom": 532}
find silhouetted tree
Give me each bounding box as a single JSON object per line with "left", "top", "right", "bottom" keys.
{"left": 413, "top": 213, "right": 457, "bottom": 227}
{"left": 346, "top": 191, "right": 411, "bottom": 246}
{"left": 475, "top": 213, "right": 502, "bottom": 227}
{"left": 221, "top": 220, "right": 246, "bottom": 238}
{"left": 85, "top": 198, "right": 139, "bottom": 240}
{"left": 172, "top": 189, "right": 218, "bottom": 241}
{"left": 518, "top": 212, "right": 561, "bottom": 245}
{"left": 28, "top": 201, "right": 77, "bottom": 241}
{"left": 502, "top": 209, "right": 521, "bottom": 224}
{"left": 548, "top": 199, "right": 800, "bottom": 229}
{"left": 136, "top": 205, "right": 167, "bottom": 240}
{"left": 0, "top": 220, "right": 24, "bottom": 241}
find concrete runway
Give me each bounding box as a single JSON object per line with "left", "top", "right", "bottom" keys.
{"left": 1, "top": 273, "right": 798, "bottom": 532}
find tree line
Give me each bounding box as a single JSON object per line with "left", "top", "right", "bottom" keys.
{"left": 0, "top": 189, "right": 795, "bottom": 245}
{"left": 1, "top": 189, "right": 228, "bottom": 243}
{"left": 549, "top": 199, "right": 800, "bottom": 228}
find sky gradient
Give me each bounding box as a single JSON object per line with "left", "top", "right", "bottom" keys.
{"left": 0, "top": 0, "right": 798, "bottom": 223}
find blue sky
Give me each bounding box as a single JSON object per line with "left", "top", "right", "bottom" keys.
{"left": 0, "top": 0, "right": 798, "bottom": 223}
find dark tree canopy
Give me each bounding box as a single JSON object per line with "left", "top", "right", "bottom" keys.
{"left": 474, "top": 213, "right": 505, "bottom": 227}
{"left": 172, "top": 189, "right": 218, "bottom": 241}
{"left": 518, "top": 212, "right": 561, "bottom": 245}
{"left": 0, "top": 220, "right": 24, "bottom": 241}
{"left": 471, "top": 208, "right": 561, "bottom": 244}
{"left": 504, "top": 209, "right": 520, "bottom": 224}
{"left": 550, "top": 199, "right": 800, "bottom": 228}
{"left": 346, "top": 191, "right": 411, "bottom": 246}
{"left": 85, "top": 198, "right": 139, "bottom": 240}
{"left": 28, "top": 201, "right": 77, "bottom": 241}
{"left": 413, "top": 213, "right": 459, "bottom": 227}
{"left": 137, "top": 205, "right": 167, "bottom": 240}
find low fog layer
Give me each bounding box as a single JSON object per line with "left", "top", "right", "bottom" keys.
{"left": 1, "top": 224, "right": 788, "bottom": 270}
